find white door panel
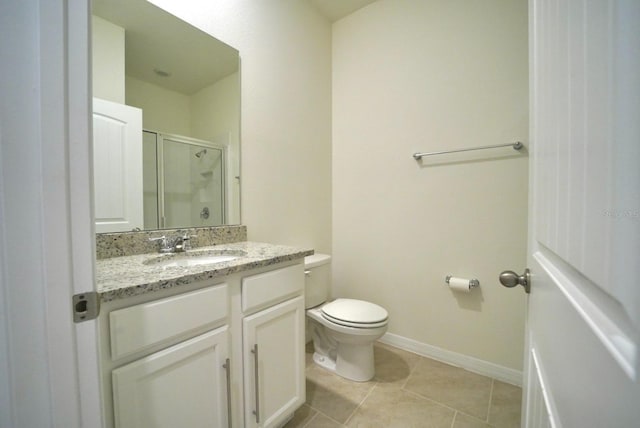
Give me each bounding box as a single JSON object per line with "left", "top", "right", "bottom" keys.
{"left": 526, "top": 249, "right": 640, "bottom": 427}
{"left": 525, "top": 0, "right": 640, "bottom": 426}
{"left": 93, "top": 98, "right": 143, "bottom": 232}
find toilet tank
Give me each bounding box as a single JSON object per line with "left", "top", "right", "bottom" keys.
{"left": 304, "top": 254, "right": 331, "bottom": 309}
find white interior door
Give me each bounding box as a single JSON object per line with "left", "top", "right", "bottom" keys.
{"left": 523, "top": 0, "right": 640, "bottom": 426}
{"left": 93, "top": 97, "right": 143, "bottom": 232}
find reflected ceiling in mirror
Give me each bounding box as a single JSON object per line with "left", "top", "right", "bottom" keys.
{"left": 92, "top": 0, "right": 241, "bottom": 232}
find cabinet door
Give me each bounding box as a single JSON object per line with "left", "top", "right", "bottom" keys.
{"left": 112, "top": 327, "right": 230, "bottom": 428}
{"left": 243, "top": 296, "right": 305, "bottom": 428}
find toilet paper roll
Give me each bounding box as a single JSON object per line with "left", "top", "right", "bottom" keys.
{"left": 448, "top": 277, "right": 473, "bottom": 293}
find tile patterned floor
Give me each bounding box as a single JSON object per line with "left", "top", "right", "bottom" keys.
{"left": 285, "top": 342, "right": 522, "bottom": 428}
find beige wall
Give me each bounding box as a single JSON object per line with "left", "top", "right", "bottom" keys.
{"left": 191, "top": 72, "right": 241, "bottom": 224}
{"left": 149, "top": 0, "right": 333, "bottom": 253}
{"left": 191, "top": 72, "right": 239, "bottom": 144}
{"left": 150, "top": 0, "right": 527, "bottom": 370}
{"left": 126, "top": 72, "right": 240, "bottom": 145}
{"left": 125, "top": 75, "right": 192, "bottom": 136}
{"left": 92, "top": 15, "right": 125, "bottom": 103}
{"left": 332, "top": 0, "right": 528, "bottom": 370}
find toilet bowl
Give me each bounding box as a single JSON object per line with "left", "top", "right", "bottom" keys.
{"left": 304, "top": 254, "right": 389, "bottom": 382}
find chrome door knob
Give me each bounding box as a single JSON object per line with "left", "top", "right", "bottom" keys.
{"left": 499, "top": 269, "right": 531, "bottom": 294}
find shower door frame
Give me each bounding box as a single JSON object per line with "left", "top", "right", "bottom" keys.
{"left": 146, "top": 130, "right": 229, "bottom": 229}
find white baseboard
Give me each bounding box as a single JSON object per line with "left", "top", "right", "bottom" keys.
{"left": 378, "top": 332, "right": 523, "bottom": 387}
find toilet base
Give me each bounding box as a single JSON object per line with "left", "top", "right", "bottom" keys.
{"left": 313, "top": 351, "right": 336, "bottom": 372}
{"left": 306, "top": 305, "right": 386, "bottom": 382}
{"left": 312, "top": 341, "right": 375, "bottom": 382}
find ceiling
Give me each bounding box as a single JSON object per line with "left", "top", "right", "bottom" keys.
{"left": 91, "top": 0, "right": 377, "bottom": 96}
{"left": 93, "top": 0, "right": 238, "bottom": 96}
{"left": 309, "top": 0, "right": 379, "bottom": 22}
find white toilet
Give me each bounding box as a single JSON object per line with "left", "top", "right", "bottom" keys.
{"left": 304, "top": 254, "right": 389, "bottom": 382}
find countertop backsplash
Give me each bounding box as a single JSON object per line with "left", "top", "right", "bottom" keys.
{"left": 96, "top": 225, "right": 247, "bottom": 259}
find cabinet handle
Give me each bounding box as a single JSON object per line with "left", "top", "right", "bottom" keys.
{"left": 251, "top": 344, "right": 260, "bottom": 423}
{"left": 223, "top": 358, "right": 232, "bottom": 427}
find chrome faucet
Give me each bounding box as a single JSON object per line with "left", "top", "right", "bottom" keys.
{"left": 149, "top": 233, "right": 194, "bottom": 253}
{"left": 172, "top": 235, "right": 190, "bottom": 252}
{"left": 148, "top": 235, "right": 172, "bottom": 253}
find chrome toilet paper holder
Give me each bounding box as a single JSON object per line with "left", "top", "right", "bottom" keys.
{"left": 445, "top": 275, "right": 480, "bottom": 289}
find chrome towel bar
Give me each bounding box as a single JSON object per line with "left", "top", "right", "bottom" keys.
{"left": 413, "top": 141, "right": 523, "bottom": 160}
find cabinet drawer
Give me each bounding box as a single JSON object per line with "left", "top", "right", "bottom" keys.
{"left": 110, "top": 284, "right": 228, "bottom": 360}
{"left": 242, "top": 264, "right": 303, "bottom": 314}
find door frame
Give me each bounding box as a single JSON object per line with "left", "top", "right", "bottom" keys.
{"left": 0, "top": 0, "right": 103, "bottom": 426}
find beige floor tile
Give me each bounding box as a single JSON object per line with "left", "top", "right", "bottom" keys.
{"left": 452, "top": 412, "right": 492, "bottom": 428}
{"left": 284, "top": 404, "right": 317, "bottom": 428}
{"left": 489, "top": 381, "right": 522, "bottom": 428}
{"left": 375, "top": 342, "right": 423, "bottom": 369}
{"left": 373, "top": 342, "right": 421, "bottom": 389}
{"left": 305, "top": 365, "right": 375, "bottom": 424}
{"left": 346, "top": 386, "right": 455, "bottom": 428}
{"left": 404, "top": 357, "right": 493, "bottom": 420}
{"left": 307, "top": 412, "right": 345, "bottom": 428}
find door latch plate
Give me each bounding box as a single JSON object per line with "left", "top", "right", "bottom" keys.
{"left": 73, "top": 292, "right": 100, "bottom": 322}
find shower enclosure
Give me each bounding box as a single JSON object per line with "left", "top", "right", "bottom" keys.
{"left": 143, "top": 131, "right": 227, "bottom": 229}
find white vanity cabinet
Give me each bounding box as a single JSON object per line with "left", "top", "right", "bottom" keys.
{"left": 99, "top": 259, "right": 306, "bottom": 428}
{"left": 112, "top": 327, "right": 230, "bottom": 428}
{"left": 241, "top": 265, "right": 306, "bottom": 428}
{"left": 106, "top": 284, "right": 231, "bottom": 428}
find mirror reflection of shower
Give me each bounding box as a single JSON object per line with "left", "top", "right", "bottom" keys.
{"left": 142, "top": 131, "right": 227, "bottom": 229}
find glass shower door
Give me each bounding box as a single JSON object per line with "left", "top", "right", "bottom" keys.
{"left": 142, "top": 131, "right": 159, "bottom": 229}
{"left": 142, "top": 131, "right": 226, "bottom": 229}
{"left": 161, "top": 135, "right": 225, "bottom": 228}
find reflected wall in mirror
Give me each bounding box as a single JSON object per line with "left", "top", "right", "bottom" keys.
{"left": 92, "top": 0, "right": 240, "bottom": 232}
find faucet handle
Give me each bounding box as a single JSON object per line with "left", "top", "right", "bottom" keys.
{"left": 149, "top": 235, "right": 171, "bottom": 252}
{"left": 180, "top": 234, "right": 197, "bottom": 251}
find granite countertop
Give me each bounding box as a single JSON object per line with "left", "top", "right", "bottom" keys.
{"left": 96, "top": 241, "right": 314, "bottom": 302}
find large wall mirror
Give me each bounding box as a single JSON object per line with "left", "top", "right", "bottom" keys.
{"left": 92, "top": 0, "right": 240, "bottom": 233}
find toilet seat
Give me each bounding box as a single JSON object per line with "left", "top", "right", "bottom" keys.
{"left": 321, "top": 298, "right": 388, "bottom": 329}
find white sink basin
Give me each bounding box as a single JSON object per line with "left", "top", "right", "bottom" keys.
{"left": 144, "top": 249, "right": 247, "bottom": 269}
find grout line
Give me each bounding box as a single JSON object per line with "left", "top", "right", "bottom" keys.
{"left": 300, "top": 411, "right": 318, "bottom": 428}
{"left": 450, "top": 411, "right": 458, "bottom": 428}
{"left": 306, "top": 342, "right": 510, "bottom": 427}
{"left": 402, "top": 387, "right": 458, "bottom": 411}
{"left": 312, "top": 407, "right": 349, "bottom": 427}
{"left": 486, "top": 378, "right": 495, "bottom": 423}
{"left": 305, "top": 404, "right": 341, "bottom": 427}
{"left": 343, "top": 380, "right": 378, "bottom": 426}
{"left": 399, "top": 349, "right": 499, "bottom": 423}
{"left": 399, "top": 352, "right": 423, "bottom": 390}
{"left": 399, "top": 357, "right": 465, "bottom": 415}
{"left": 402, "top": 386, "right": 493, "bottom": 424}
{"left": 453, "top": 409, "right": 498, "bottom": 427}
{"left": 304, "top": 409, "right": 347, "bottom": 428}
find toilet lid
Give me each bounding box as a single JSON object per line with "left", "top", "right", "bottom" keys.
{"left": 321, "top": 298, "right": 388, "bottom": 326}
